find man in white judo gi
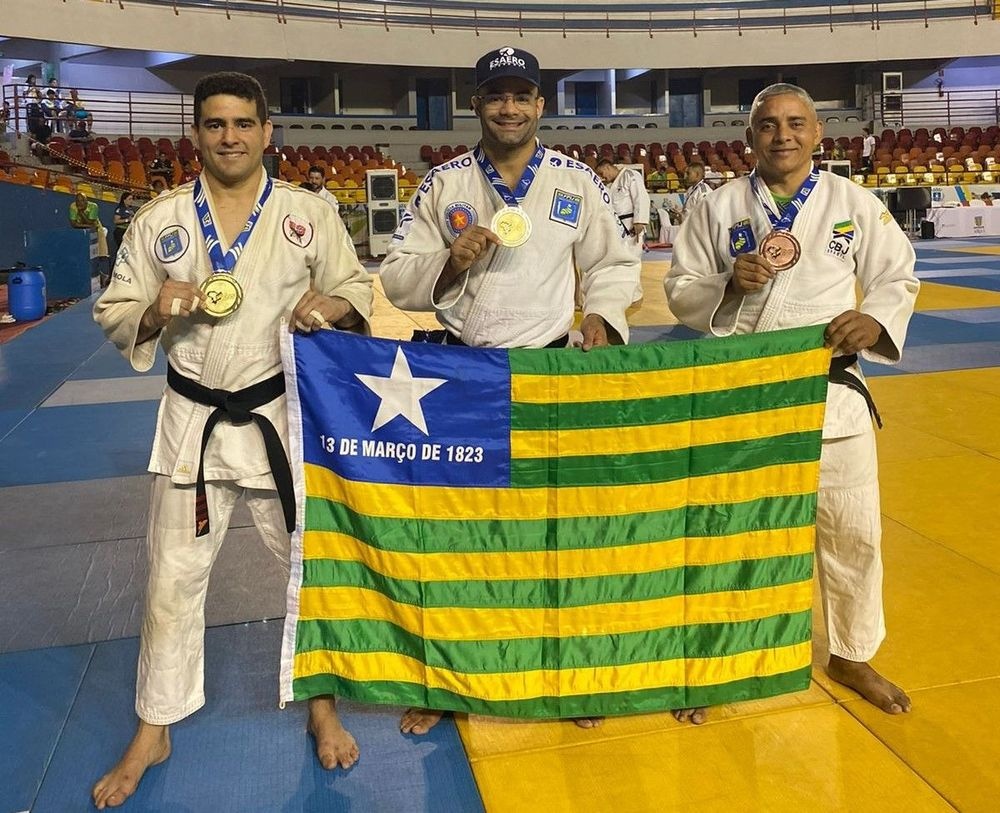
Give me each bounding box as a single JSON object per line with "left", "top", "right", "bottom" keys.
{"left": 596, "top": 157, "right": 649, "bottom": 300}
{"left": 665, "top": 83, "right": 919, "bottom": 724}
{"left": 92, "top": 72, "right": 373, "bottom": 808}
{"left": 380, "top": 46, "right": 640, "bottom": 732}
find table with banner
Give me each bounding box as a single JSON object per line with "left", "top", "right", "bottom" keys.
{"left": 278, "top": 325, "right": 833, "bottom": 718}
{"left": 925, "top": 205, "right": 1000, "bottom": 238}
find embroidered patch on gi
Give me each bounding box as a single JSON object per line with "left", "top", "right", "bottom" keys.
{"left": 826, "top": 219, "right": 855, "bottom": 259}
{"left": 445, "top": 202, "right": 477, "bottom": 237}
{"left": 550, "top": 189, "right": 582, "bottom": 228}
{"left": 393, "top": 209, "right": 415, "bottom": 242}
{"left": 155, "top": 225, "right": 190, "bottom": 264}
{"left": 282, "top": 214, "right": 314, "bottom": 248}
{"left": 879, "top": 210, "right": 893, "bottom": 225}
{"left": 728, "top": 219, "right": 756, "bottom": 256}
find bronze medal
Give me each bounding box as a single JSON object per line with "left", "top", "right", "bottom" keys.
{"left": 199, "top": 273, "right": 243, "bottom": 318}
{"left": 490, "top": 206, "right": 532, "bottom": 247}
{"left": 760, "top": 230, "right": 801, "bottom": 272}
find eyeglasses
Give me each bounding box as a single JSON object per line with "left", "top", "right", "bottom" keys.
{"left": 477, "top": 93, "right": 538, "bottom": 110}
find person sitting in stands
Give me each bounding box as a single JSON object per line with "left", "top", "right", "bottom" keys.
{"left": 68, "top": 119, "right": 94, "bottom": 144}
{"left": 179, "top": 159, "right": 199, "bottom": 184}
{"left": 147, "top": 150, "right": 174, "bottom": 192}
{"left": 63, "top": 89, "right": 94, "bottom": 129}
{"left": 981, "top": 192, "right": 994, "bottom": 206}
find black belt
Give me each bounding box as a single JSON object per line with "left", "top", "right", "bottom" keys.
{"left": 828, "top": 354, "right": 882, "bottom": 429}
{"left": 167, "top": 365, "right": 294, "bottom": 537}
{"left": 445, "top": 331, "right": 569, "bottom": 349}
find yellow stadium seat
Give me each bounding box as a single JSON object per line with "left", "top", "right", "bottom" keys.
{"left": 883, "top": 173, "right": 898, "bottom": 186}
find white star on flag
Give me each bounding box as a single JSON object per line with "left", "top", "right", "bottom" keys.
{"left": 355, "top": 347, "right": 447, "bottom": 435}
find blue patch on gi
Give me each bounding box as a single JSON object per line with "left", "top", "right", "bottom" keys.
{"left": 550, "top": 189, "right": 582, "bottom": 228}
{"left": 729, "top": 219, "right": 756, "bottom": 257}
{"left": 159, "top": 230, "right": 183, "bottom": 259}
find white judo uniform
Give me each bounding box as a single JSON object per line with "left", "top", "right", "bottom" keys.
{"left": 666, "top": 171, "right": 919, "bottom": 661}
{"left": 94, "top": 171, "right": 372, "bottom": 724}
{"left": 606, "top": 166, "right": 651, "bottom": 254}
{"left": 380, "top": 146, "right": 640, "bottom": 348}
{"left": 681, "top": 179, "right": 712, "bottom": 222}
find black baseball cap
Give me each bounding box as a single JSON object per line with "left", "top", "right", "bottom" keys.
{"left": 475, "top": 47, "right": 540, "bottom": 90}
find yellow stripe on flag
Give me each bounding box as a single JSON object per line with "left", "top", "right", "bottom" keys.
{"left": 294, "top": 640, "right": 812, "bottom": 701}
{"left": 297, "top": 580, "right": 813, "bottom": 640}
{"left": 511, "top": 403, "right": 825, "bottom": 458}
{"left": 511, "top": 347, "right": 831, "bottom": 404}
{"left": 305, "top": 460, "right": 821, "bottom": 520}
{"left": 302, "top": 526, "right": 816, "bottom": 581}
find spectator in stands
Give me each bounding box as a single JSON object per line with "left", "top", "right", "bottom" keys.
{"left": 63, "top": 89, "right": 93, "bottom": 129}
{"left": 861, "top": 127, "right": 876, "bottom": 173}
{"left": 147, "top": 149, "right": 174, "bottom": 192}
{"left": 70, "top": 192, "right": 111, "bottom": 285}
{"left": 47, "top": 78, "right": 64, "bottom": 132}
{"left": 112, "top": 191, "right": 139, "bottom": 255}
{"left": 41, "top": 89, "right": 62, "bottom": 131}
{"left": 301, "top": 165, "right": 339, "bottom": 213}
{"left": 981, "top": 192, "right": 994, "bottom": 206}
{"left": 0, "top": 100, "right": 10, "bottom": 133}
{"left": 646, "top": 164, "right": 670, "bottom": 190}
{"left": 831, "top": 143, "right": 848, "bottom": 162}
{"left": 68, "top": 119, "right": 94, "bottom": 144}
{"left": 179, "top": 159, "right": 199, "bottom": 184}
{"left": 23, "top": 75, "right": 44, "bottom": 135}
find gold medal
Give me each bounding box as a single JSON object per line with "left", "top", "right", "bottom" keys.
{"left": 490, "top": 206, "right": 532, "bottom": 247}
{"left": 760, "top": 230, "right": 801, "bottom": 271}
{"left": 199, "top": 273, "right": 243, "bottom": 318}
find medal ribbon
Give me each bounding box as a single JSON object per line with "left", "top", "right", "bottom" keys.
{"left": 193, "top": 175, "right": 273, "bottom": 273}
{"left": 749, "top": 168, "right": 820, "bottom": 232}
{"left": 474, "top": 141, "right": 545, "bottom": 206}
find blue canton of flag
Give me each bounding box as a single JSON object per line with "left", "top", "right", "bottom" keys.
{"left": 292, "top": 333, "right": 511, "bottom": 488}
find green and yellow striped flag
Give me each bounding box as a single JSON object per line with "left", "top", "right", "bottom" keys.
{"left": 279, "top": 325, "right": 831, "bottom": 717}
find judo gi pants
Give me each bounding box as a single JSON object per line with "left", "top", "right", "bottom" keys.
{"left": 135, "top": 475, "right": 290, "bottom": 725}
{"left": 815, "top": 422, "right": 886, "bottom": 662}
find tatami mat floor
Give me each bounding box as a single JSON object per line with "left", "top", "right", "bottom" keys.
{"left": 1, "top": 239, "right": 998, "bottom": 812}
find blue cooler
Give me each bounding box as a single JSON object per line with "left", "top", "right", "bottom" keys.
{"left": 8, "top": 269, "right": 47, "bottom": 321}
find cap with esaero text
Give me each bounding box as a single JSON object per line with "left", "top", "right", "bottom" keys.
{"left": 475, "top": 47, "right": 540, "bottom": 90}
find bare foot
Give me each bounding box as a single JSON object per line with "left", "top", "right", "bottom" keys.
{"left": 672, "top": 708, "right": 708, "bottom": 725}
{"left": 827, "top": 655, "right": 912, "bottom": 714}
{"left": 308, "top": 695, "right": 359, "bottom": 770}
{"left": 92, "top": 721, "right": 171, "bottom": 809}
{"left": 399, "top": 708, "right": 444, "bottom": 735}
{"left": 573, "top": 717, "right": 604, "bottom": 729}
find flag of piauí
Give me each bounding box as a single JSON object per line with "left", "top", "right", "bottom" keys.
{"left": 279, "top": 326, "right": 831, "bottom": 718}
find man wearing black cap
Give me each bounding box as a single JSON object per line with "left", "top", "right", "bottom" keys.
{"left": 380, "top": 45, "right": 639, "bottom": 736}
{"left": 381, "top": 45, "right": 638, "bottom": 352}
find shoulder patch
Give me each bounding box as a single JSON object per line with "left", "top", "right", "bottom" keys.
{"left": 445, "top": 202, "right": 478, "bottom": 237}
{"left": 728, "top": 219, "right": 756, "bottom": 257}
{"left": 550, "top": 189, "right": 582, "bottom": 229}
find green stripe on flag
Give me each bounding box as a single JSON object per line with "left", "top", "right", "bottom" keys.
{"left": 304, "top": 493, "right": 818, "bottom": 554}
{"left": 292, "top": 667, "right": 814, "bottom": 718}
{"left": 510, "top": 430, "right": 823, "bottom": 488}
{"left": 511, "top": 377, "right": 828, "bottom": 431}
{"left": 508, "top": 324, "right": 827, "bottom": 376}
{"left": 300, "top": 554, "right": 814, "bottom": 609}
{"left": 295, "top": 611, "right": 812, "bottom": 673}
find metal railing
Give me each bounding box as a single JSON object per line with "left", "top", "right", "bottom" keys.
{"left": 2, "top": 85, "right": 193, "bottom": 140}
{"left": 78, "top": 0, "right": 992, "bottom": 35}
{"left": 875, "top": 89, "right": 1000, "bottom": 127}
